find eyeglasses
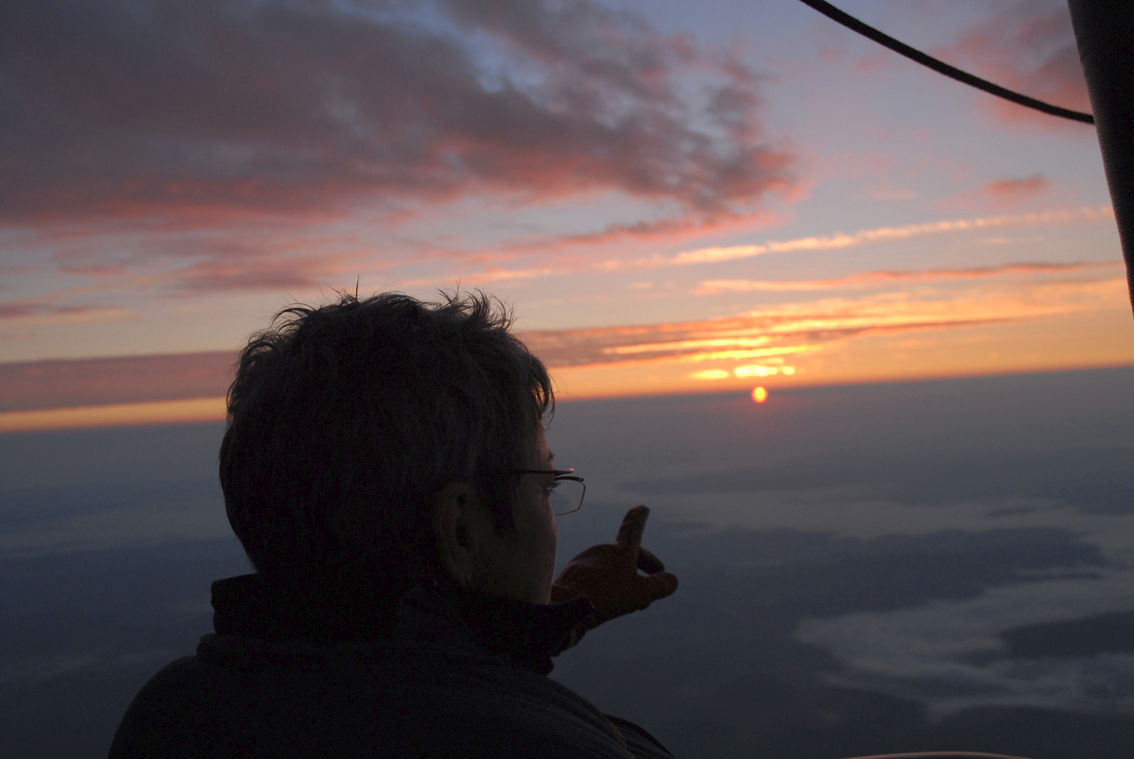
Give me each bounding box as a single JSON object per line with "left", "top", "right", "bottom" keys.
{"left": 512, "top": 468, "right": 586, "bottom": 516}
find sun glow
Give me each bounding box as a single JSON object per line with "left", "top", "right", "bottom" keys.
{"left": 751, "top": 386, "right": 768, "bottom": 403}
{"left": 690, "top": 369, "right": 731, "bottom": 380}
{"left": 734, "top": 364, "right": 796, "bottom": 378}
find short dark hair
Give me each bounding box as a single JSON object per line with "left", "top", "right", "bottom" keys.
{"left": 219, "top": 291, "right": 553, "bottom": 598}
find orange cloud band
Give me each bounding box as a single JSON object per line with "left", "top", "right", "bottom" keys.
{"left": 666, "top": 205, "right": 1114, "bottom": 267}
{"left": 0, "top": 397, "right": 226, "bottom": 434}
{"left": 694, "top": 260, "right": 1121, "bottom": 294}
{"left": 4, "top": 271, "right": 1127, "bottom": 430}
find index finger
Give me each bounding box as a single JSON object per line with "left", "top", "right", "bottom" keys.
{"left": 615, "top": 505, "right": 650, "bottom": 550}
{"left": 637, "top": 546, "right": 666, "bottom": 575}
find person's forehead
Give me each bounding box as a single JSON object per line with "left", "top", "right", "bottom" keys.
{"left": 528, "top": 428, "right": 552, "bottom": 464}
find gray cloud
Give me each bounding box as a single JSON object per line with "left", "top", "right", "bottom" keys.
{"left": 0, "top": 0, "right": 793, "bottom": 225}
{"left": 997, "top": 609, "right": 1134, "bottom": 659}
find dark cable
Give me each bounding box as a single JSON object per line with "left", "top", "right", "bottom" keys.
{"left": 795, "top": 0, "right": 1095, "bottom": 125}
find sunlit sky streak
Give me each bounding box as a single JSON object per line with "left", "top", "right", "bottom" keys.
{"left": 2, "top": 0, "right": 1132, "bottom": 429}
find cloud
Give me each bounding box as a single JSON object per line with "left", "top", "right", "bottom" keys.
{"left": 33, "top": 222, "right": 410, "bottom": 296}
{"left": 0, "top": 302, "right": 135, "bottom": 327}
{"left": 694, "top": 260, "right": 1118, "bottom": 294}
{"left": 941, "top": 174, "right": 1054, "bottom": 212}
{"left": 983, "top": 174, "right": 1051, "bottom": 201}
{"left": 5, "top": 262, "right": 1124, "bottom": 415}
{"left": 166, "top": 249, "right": 340, "bottom": 293}
{"left": 656, "top": 205, "right": 1113, "bottom": 270}
{"left": 0, "top": 0, "right": 793, "bottom": 226}
{"left": 570, "top": 206, "right": 1107, "bottom": 278}
{"left": 0, "top": 295, "right": 1030, "bottom": 412}
{"left": 934, "top": 1, "right": 1091, "bottom": 127}
{"left": 521, "top": 278, "right": 1102, "bottom": 371}
{"left": 796, "top": 570, "right": 1134, "bottom": 717}
{"left": 0, "top": 352, "right": 234, "bottom": 413}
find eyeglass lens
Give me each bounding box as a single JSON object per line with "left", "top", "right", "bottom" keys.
{"left": 549, "top": 477, "right": 585, "bottom": 516}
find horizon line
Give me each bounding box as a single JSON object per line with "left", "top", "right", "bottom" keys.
{"left": 4, "top": 362, "right": 1133, "bottom": 434}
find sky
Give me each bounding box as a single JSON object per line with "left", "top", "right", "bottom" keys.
{"left": 3, "top": 0, "right": 1133, "bottom": 432}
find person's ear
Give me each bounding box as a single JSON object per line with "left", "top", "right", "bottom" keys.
{"left": 431, "top": 481, "right": 478, "bottom": 587}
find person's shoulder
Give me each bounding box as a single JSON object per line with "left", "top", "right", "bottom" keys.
{"left": 107, "top": 655, "right": 214, "bottom": 758}
{"left": 109, "top": 645, "right": 417, "bottom": 759}
{"left": 109, "top": 637, "right": 665, "bottom": 759}
{"left": 606, "top": 714, "right": 676, "bottom": 759}
{"left": 121, "top": 654, "right": 209, "bottom": 704}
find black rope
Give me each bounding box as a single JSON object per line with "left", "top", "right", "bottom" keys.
{"left": 795, "top": 0, "right": 1095, "bottom": 125}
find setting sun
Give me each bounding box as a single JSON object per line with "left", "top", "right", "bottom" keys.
{"left": 751, "top": 386, "right": 768, "bottom": 403}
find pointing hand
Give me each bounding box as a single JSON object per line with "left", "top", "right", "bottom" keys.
{"left": 551, "top": 505, "right": 679, "bottom": 632}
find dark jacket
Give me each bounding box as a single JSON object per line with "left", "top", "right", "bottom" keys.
{"left": 109, "top": 574, "right": 674, "bottom": 758}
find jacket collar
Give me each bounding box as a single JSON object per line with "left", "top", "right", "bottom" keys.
{"left": 211, "top": 573, "right": 593, "bottom": 675}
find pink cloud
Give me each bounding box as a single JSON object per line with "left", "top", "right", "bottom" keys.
{"left": 152, "top": 235, "right": 355, "bottom": 294}
{"left": 939, "top": 173, "right": 1055, "bottom": 212}
{"left": 0, "top": 0, "right": 794, "bottom": 227}
{"left": 39, "top": 221, "right": 406, "bottom": 295}
{"left": 982, "top": 174, "right": 1052, "bottom": 203}
{"left": 694, "top": 260, "right": 1117, "bottom": 294}
{"left": 941, "top": 173, "right": 1053, "bottom": 211}
{"left": 0, "top": 306, "right": 999, "bottom": 411}
{"left": 520, "top": 307, "right": 1015, "bottom": 370}
{"left": 0, "top": 352, "right": 234, "bottom": 412}
{"left": 0, "top": 302, "right": 134, "bottom": 326}
{"left": 170, "top": 259, "right": 326, "bottom": 293}
{"left": 933, "top": 1, "right": 1090, "bottom": 128}
{"left": 5, "top": 263, "right": 1121, "bottom": 412}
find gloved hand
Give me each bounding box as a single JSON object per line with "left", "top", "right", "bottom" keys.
{"left": 550, "top": 505, "right": 678, "bottom": 632}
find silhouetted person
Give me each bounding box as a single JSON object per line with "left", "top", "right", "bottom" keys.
{"left": 109, "top": 292, "right": 679, "bottom": 758}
